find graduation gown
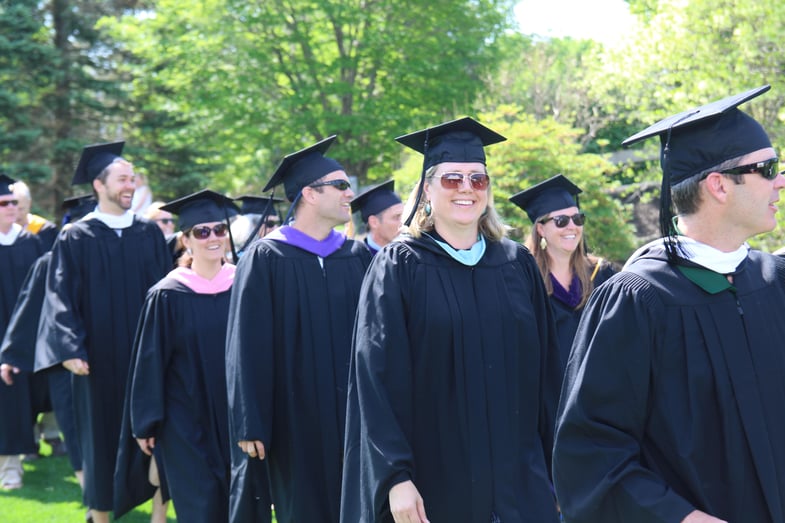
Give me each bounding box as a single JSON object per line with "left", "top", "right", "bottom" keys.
{"left": 549, "top": 260, "right": 616, "bottom": 374}
{"left": 553, "top": 245, "right": 785, "bottom": 523}
{"left": 116, "top": 276, "right": 233, "bottom": 521}
{"left": 226, "top": 236, "right": 371, "bottom": 523}
{"left": 36, "top": 217, "right": 170, "bottom": 511}
{"left": 341, "top": 234, "right": 562, "bottom": 523}
{"left": 1, "top": 252, "right": 82, "bottom": 470}
{"left": 0, "top": 230, "right": 43, "bottom": 454}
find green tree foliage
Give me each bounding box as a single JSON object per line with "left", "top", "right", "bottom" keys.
{"left": 105, "top": 0, "right": 516, "bottom": 196}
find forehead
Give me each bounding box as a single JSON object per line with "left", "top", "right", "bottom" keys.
{"left": 106, "top": 161, "right": 135, "bottom": 178}
{"left": 434, "top": 161, "right": 486, "bottom": 173}
{"left": 321, "top": 169, "right": 348, "bottom": 180}
{"left": 0, "top": 194, "right": 15, "bottom": 202}
{"left": 546, "top": 205, "right": 579, "bottom": 216}
{"left": 737, "top": 147, "right": 777, "bottom": 165}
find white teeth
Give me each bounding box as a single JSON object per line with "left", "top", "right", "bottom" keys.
{"left": 453, "top": 200, "right": 474, "bottom": 205}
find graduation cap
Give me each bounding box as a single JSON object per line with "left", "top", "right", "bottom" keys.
{"left": 509, "top": 174, "right": 582, "bottom": 223}
{"left": 61, "top": 194, "right": 97, "bottom": 223}
{"left": 235, "top": 194, "right": 285, "bottom": 215}
{"left": 72, "top": 141, "right": 126, "bottom": 185}
{"left": 350, "top": 180, "right": 402, "bottom": 222}
{"left": 0, "top": 173, "right": 16, "bottom": 197}
{"left": 160, "top": 189, "right": 240, "bottom": 231}
{"left": 622, "top": 86, "right": 773, "bottom": 258}
{"left": 262, "top": 136, "right": 344, "bottom": 202}
{"left": 396, "top": 117, "right": 507, "bottom": 225}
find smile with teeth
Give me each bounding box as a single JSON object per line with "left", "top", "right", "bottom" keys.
{"left": 453, "top": 200, "right": 475, "bottom": 206}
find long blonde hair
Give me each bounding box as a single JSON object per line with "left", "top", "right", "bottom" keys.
{"left": 525, "top": 216, "right": 600, "bottom": 308}
{"left": 402, "top": 166, "right": 507, "bottom": 241}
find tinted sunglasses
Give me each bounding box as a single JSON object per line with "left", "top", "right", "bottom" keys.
{"left": 432, "top": 172, "right": 490, "bottom": 191}
{"left": 309, "top": 179, "right": 351, "bottom": 191}
{"left": 720, "top": 157, "right": 779, "bottom": 180}
{"left": 156, "top": 218, "right": 175, "bottom": 225}
{"left": 190, "top": 223, "right": 228, "bottom": 239}
{"left": 541, "top": 212, "right": 586, "bottom": 228}
{"left": 0, "top": 199, "right": 19, "bottom": 207}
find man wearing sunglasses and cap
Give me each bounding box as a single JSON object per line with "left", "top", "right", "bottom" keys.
{"left": 35, "top": 142, "right": 170, "bottom": 523}
{"left": 226, "top": 136, "right": 371, "bottom": 523}
{"left": 553, "top": 86, "right": 785, "bottom": 523}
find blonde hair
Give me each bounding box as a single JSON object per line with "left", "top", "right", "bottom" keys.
{"left": 144, "top": 201, "right": 168, "bottom": 220}
{"left": 402, "top": 166, "right": 507, "bottom": 241}
{"left": 525, "top": 216, "right": 599, "bottom": 308}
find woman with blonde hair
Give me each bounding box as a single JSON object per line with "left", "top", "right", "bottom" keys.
{"left": 510, "top": 174, "right": 616, "bottom": 373}
{"left": 341, "top": 117, "right": 561, "bottom": 523}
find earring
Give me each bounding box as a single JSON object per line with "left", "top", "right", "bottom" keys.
{"left": 186, "top": 247, "right": 193, "bottom": 255}
{"left": 539, "top": 237, "right": 547, "bottom": 250}
{"left": 424, "top": 200, "right": 432, "bottom": 216}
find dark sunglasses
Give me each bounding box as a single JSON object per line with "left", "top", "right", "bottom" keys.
{"left": 0, "top": 199, "right": 19, "bottom": 207}
{"left": 720, "top": 157, "right": 780, "bottom": 180}
{"left": 309, "top": 179, "right": 351, "bottom": 191}
{"left": 156, "top": 218, "right": 175, "bottom": 225}
{"left": 541, "top": 212, "right": 586, "bottom": 228}
{"left": 432, "top": 172, "right": 490, "bottom": 191}
{"left": 189, "top": 223, "right": 228, "bottom": 239}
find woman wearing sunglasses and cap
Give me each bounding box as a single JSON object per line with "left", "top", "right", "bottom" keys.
{"left": 509, "top": 174, "right": 617, "bottom": 376}
{"left": 115, "top": 190, "right": 250, "bottom": 523}
{"left": 341, "top": 118, "right": 562, "bottom": 523}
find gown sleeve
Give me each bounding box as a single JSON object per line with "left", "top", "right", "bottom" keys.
{"left": 553, "top": 271, "right": 694, "bottom": 523}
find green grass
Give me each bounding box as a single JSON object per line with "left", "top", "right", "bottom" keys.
{"left": 1, "top": 441, "right": 176, "bottom": 523}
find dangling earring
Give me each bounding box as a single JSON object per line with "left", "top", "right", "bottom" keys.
{"left": 539, "top": 236, "right": 547, "bottom": 250}
{"left": 186, "top": 247, "right": 193, "bottom": 255}
{"left": 424, "top": 200, "right": 432, "bottom": 217}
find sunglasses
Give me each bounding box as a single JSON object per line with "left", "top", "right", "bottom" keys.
{"left": 156, "top": 218, "right": 175, "bottom": 225}
{"left": 0, "top": 199, "right": 19, "bottom": 207}
{"left": 540, "top": 212, "right": 586, "bottom": 228}
{"left": 432, "top": 172, "right": 490, "bottom": 191}
{"left": 309, "top": 179, "right": 352, "bottom": 191}
{"left": 189, "top": 223, "right": 228, "bottom": 239}
{"left": 719, "top": 157, "right": 780, "bottom": 180}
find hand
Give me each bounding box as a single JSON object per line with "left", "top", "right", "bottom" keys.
{"left": 63, "top": 358, "right": 90, "bottom": 375}
{"left": 389, "top": 480, "right": 429, "bottom": 523}
{"left": 136, "top": 437, "right": 156, "bottom": 456}
{"left": 681, "top": 510, "right": 728, "bottom": 523}
{"left": 0, "top": 363, "right": 20, "bottom": 385}
{"left": 238, "top": 440, "right": 265, "bottom": 460}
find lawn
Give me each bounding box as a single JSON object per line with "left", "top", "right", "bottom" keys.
{"left": 1, "top": 441, "right": 176, "bottom": 523}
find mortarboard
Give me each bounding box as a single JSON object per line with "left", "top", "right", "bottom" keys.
{"left": 235, "top": 194, "right": 285, "bottom": 215}
{"left": 509, "top": 174, "right": 582, "bottom": 223}
{"left": 161, "top": 189, "right": 240, "bottom": 231}
{"left": 0, "top": 173, "right": 16, "bottom": 197}
{"left": 262, "top": 136, "right": 344, "bottom": 202}
{"left": 72, "top": 141, "right": 126, "bottom": 185}
{"left": 622, "top": 86, "right": 773, "bottom": 255}
{"left": 61, "top": 194, "right": 97, "bottom": 223}
{"left": 350, "top": 180, "right": 402, "bottom": 222}
{"left": 396, "top": 117, "right": 506, "bottom": 225}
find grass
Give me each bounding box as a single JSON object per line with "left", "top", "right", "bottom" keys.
{"left": 1, "top": 440, "right": 176, "bottom": 523}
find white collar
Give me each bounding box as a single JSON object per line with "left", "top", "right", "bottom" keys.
{"left": 676, "top": 236, "right": 749, "bottom": 274}
{"left": 0, "top": 223, "right": 22, "bottom": 246}
{"left": 82, "top": 209, "right": 135, "bottom": 230}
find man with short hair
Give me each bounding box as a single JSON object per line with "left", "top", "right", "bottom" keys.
{"left": 350, "top": 179, "right": 403, "bottom": 254}
{"left": 13, "top": 180, "right": 58, "bottom": 250}
{"left": 553, "top": 86, "right": 785, "bottom": 523}
{"left": 226, "top": 136, "right": 372, "bottom": 523}
{"left": 36, "top": 142, "right": 170, "bottom": 523}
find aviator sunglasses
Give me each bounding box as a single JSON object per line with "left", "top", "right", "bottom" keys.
{"left": 540, "top": 212, "right": 586, "bottom": 228}
{"left": 309, "top": 179, "right": 352, "bottom": 191}
{"left": 0, "top": 199, "right": 19, "bottom": 207}
{"left": 432, "top": 172, "right": 491, "bottom": 191}
{"left": 719, "top": 157, "right": 779, "bottom": 180}
{"left": 189, "top": 223, "right": 228, "bottom": 239}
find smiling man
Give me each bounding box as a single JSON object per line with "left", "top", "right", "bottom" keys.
{"left": 553, "top": 86, "right": 785, "bottom": 523}
{"left": 35, "top": 142, "right": 170, "bottom": 523}
{"left": 226, "top": 136, "right": 372, "bottom": 523}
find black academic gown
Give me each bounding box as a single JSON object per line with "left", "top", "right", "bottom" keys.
{"left": 1, "top": 251, "right": 82, "bottom": 471}
{"left": 226, "top": 236, "right": 371, "bottom": 523}
{"left": 36, "top": 217, "right": 170, "bottom": 512}
{"left": 341, "top": 234, "right": 562, "bottom": 523}
{"left": 553, "top": 245, "right": 785, "bottom": 523}
{"left": 0, "top": 230, "right": 43, "bottom": 455}
{"left": 549, "top": 261, "right": 616, "bottom": 374}
{"left": 116, "top": 276, "right": 232, "bottom": 521}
